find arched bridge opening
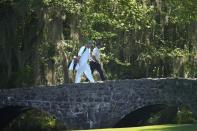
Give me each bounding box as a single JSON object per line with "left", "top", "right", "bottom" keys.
{"left": 0, "top": 106, "right": 30, "bottom": 129}
{"left": 0, "top": 106, "right": 65, "bottom": 131}
{"left": 114, "top": 104, "right": 178, "bottom": 128}
{"left": 114, "top": 103, "right": 197, "bottom": 128}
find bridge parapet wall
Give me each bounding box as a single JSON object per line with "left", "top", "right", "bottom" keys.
{"left": 0, "top": 78, "right": 196, "bottom": 129}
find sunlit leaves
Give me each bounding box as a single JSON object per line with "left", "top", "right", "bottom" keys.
{"left": 43, "top": 0, "right": 80, "bottom": 14}
{"left": 78, "top": 0, "right": 155, "bottom": 40}
{"left": 167, "top": 0, "right": 197, "bottom": 24}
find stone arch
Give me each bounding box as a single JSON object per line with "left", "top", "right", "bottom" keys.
{"left": 113, "top": 102, "right": 197, "bottom": 128}
{"left": 0, "top": 106, "right": 31, "bottom": 129}
{"left": 113, "top": 104, "right": 167, "bottom": 128}
{"left": 0, "top": 105, "right": 61, "bottom": 130}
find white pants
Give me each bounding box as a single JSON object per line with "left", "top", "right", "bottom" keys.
{"left": 75, "top": 63, "right": 95, "bottom": 83}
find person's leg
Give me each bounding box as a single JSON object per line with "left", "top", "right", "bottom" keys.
{"left": 85, "top": 61, "right": 94, "bottom": 82}
{"left": 84, "top": 64, "right": 95, "bottom": 83}
{"left": 96, "top": 63, "right": 105, "bottom": 81}
{"left": 75, "top": 65, "right": 84, "bottom": 83}
{"left": 90, "top": 61, "right": 96, "bottom": 74}
{"left": 85, "top": 61, "right": 96, "bottom": 82}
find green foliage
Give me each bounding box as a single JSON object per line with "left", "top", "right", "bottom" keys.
{"left": 176, "top": 106, "right": 197, "bottom": 124}
{"left": 43, "top": 0, "right": 80, "bottom": 13}
{"left": 1, "top": 0, "right": 197, "bottom": 88}
{"left": 79, "top": 0, "right": 155, "bottom": 40}
{"left": 168, "top": 0, "right": 197, "bottom": 24}
{"left": 106, "top": 57, "right": 132, "bottom": 80}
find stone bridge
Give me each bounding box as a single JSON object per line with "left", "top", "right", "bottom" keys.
{"left": 0, "top": 78, "right": 197, "bottom": 130}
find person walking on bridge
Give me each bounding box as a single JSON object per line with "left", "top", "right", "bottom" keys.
{"left": 75, "top": 41, "right": 95, "bottom": 83}
{"left": 90, "top": 41, "right": 106, "bottom": 81}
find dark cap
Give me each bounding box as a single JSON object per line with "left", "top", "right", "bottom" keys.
{"left": 96, "top": 41, "right": 101, "bottom": 46}
{"left": 87, "top": 40, "right": 93, "bottom": 45}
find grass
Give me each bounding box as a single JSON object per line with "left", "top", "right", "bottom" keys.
{"left": 79, "top": 124, "right": 197, "bottom": 131}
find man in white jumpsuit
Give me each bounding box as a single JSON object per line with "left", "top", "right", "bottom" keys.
{"left": 75, "top": 41, "right": 95, "bottom": 83}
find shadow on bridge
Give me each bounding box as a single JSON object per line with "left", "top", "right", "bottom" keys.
{"left": 114, "top": 104, "right": 178, "bottom": 128}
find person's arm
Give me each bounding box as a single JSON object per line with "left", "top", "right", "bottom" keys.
{"left": 77, "top": 46, "right": 85, "bottom": 61}
{"left": 92, "top": 48, "right": 100, "bottom": 63}
{"left": 78, "top": 46, "right": 85, "bottom": 56}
